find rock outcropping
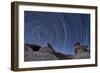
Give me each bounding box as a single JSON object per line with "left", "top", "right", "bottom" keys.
{"left": 24, "top": 44, "right": 58, "bottom": 61}
{"left": 24, "top": 42, "right": 90, "bottom": 61}
{"left": 73, "top": 42, "right": 90, "bottom": 59}
{"left": 24, "top": 43, "right": 71, "bottom": 61}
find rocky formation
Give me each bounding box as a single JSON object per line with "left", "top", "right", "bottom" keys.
{"left": 24, "top": 42, "right": 90, "bottom": 62}
{"left": 73, "top": 42, "right": 90, "bottom": 59}
{"left": 24, "top": 50, "right": 57, "bottom": 61}
{"left": 24, "top": 43, "right": 72, "bottom": 61}
{"left": 25, "top": 44, "right": 41, "bottom": 51}
{"left": 24, "top": 44, "right": 58, "bottom": 61}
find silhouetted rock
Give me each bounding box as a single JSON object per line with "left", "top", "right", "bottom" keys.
{"left": 48, "top": 43, "right": 53, "bottom": 48}
{"left": 74, "top": 42, "right": 80, "bottom": 46}
{"left": 47, "top": 43, "right": 56, "bottom": 54}
{"left": 25, "top": 44, "right": 41, "bottom": 51}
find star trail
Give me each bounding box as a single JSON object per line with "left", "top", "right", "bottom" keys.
{"left": 24, "top": 11, "right": 90, "bottom": 55}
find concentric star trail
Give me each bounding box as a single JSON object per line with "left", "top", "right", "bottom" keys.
{"left": 24, "top": 11, "right": 90, "bottom": 55}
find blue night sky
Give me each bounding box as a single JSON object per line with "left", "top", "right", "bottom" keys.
{"left": 24, "top": 11, "right": 90, "bottom": 55}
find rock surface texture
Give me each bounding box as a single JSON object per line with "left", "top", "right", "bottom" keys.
{"left": 24, "top": 45, "right": 58, "bottom": 61}
{"left": 24, "top": 43, "right": 90, "bottom": 61}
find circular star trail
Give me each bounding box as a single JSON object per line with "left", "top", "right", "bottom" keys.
{"left": 24, "top": 11, "right": 90, "bottom": 55}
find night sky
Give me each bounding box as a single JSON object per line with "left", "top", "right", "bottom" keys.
{"left": 24, "top": 11, "right": 90, "bottom": 55}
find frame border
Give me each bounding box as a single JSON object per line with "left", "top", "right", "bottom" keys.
{"left": 11, "top": 1, "right": 98, "bottom": 71}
